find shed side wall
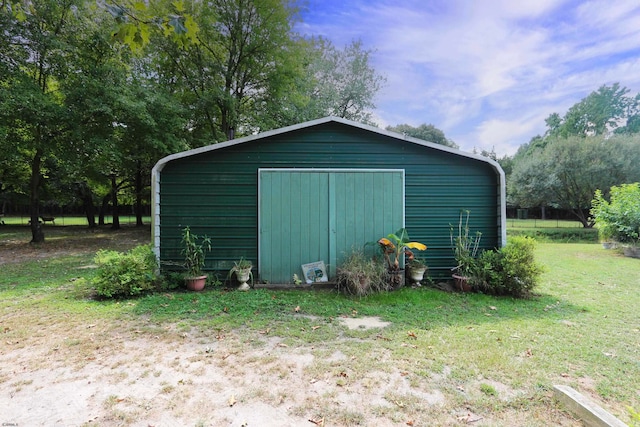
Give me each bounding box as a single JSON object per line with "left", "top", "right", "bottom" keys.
{"left": 158, "top": 122, "right": 500, "bottom": 281}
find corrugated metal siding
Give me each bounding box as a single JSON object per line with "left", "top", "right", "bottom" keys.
{"left": 158, "top": 122, "right": 501, "bottom": 280}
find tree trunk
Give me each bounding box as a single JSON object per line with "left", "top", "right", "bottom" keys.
{"left": 29, "top": 149, "right": 45, "bottom": 243}
{"left": 541, "top": 206, "right": 546, "bottom": 220}
{"left": 99, "top": 193, "right": 110, "bottom": 226}
{"left": 571, "top": 208, "right": 593, "bottom": 228}
{"left": 110, "top": 174, "right": 120, "bottom": 230}
{"left": 74, "top": 181, "right": 96, "bottom": 228}
{"left": 135, "top": 164, "right": 144, "bottom": 227}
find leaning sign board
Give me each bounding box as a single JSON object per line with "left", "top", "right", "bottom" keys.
{"left": 301, "top": 261, "right": 328, "bottom": 284}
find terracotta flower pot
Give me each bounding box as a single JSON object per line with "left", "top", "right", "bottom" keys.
{"left": 185, "top": 275, "right": 207, "bottom": 291}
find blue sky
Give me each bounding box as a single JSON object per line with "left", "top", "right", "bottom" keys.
{"left": 297, "top": 0, "right": 640, "bottom": 156}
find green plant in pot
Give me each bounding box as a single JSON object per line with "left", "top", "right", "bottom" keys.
{"left": 377, "top": 228, "right": 427, "bottom": 289}
{"left": 230, "top": 257, "right": 253, "bottom": 291}
{"left": 450, "top": 210, "right": 481, "bottom": 292}
{"left": 181, "top": 226, "right": 212, "bottom": 291}
{"left": 406, "top": 256, "right": 428, "bottom": 287}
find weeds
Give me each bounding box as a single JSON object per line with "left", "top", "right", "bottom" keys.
{"left": 335, "top": 248, "right": 387, "bottom": 296}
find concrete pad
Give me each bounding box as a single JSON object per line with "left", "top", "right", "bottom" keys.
{"left": 553, "top": 385, "right": 628, "bottom": 427}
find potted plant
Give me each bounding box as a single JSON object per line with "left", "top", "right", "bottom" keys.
{"left": 450, "top": 210, "right": 482, "bottom": 292}
{"left": 181, "top": 226, "right": 212, "bottom": 291}
{"left": 377, "top": 228, "right": 427, "bottom": 289}
{"left": 406, "top": 257, "right": 428, "bottom": 287}
{"left": 230, "top": 257, "right": 253, "bottom": 291}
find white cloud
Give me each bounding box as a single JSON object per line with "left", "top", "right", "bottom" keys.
{"left": 300, "top": 0, "right": 640, "bottom": 155}
{"left": 472, "top": 117, "right": 543, "bottom": 156}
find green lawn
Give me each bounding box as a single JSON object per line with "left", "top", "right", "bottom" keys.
{"left": 0, "top": 215, "right": 150, "bottom": 226}
{"left": 507, "top": 218, "right": 585, "bottom": 228}
{"left": 507, "top": 219, "right": 599, "bottom": 243}
{"left": 0, "top": 216, "right": 587, "bottom": 228}
{"left": 0, "top": 227, "right": 638, "bottom": 425}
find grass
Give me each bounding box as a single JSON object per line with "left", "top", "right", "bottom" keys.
{"left": 507, "top": 219, "right": 599, "bottom": 242}
{"left": 1, "top": 226, "right": 639, "bottom": 425}
{"left": 507, "top": 218, "right": 585, "bottom": 228}
{"left": 0, "top": 215, "right": 150, "bottom": 226}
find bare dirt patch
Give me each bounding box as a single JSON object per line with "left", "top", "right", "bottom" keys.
{"left": 0, "top": 225, "right": 149, "bottom": 265}
{"left": 339, "top": 316, "right": 391, "bottom": 330}
{"left": 1, "top": 319, "right": 450, "bottom": 426}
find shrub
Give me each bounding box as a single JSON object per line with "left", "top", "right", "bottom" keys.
{"left": 159, "top": 271, "right": 187, "bottom": 291}
{"left": 92, "top": 244, "right": 159, "bottom": 299}
{"left": 592, "top": 183, "right": 640, "bottom": 244}
{"left": 336, "top": 249, "right": 387, "bottom": 296}
{"left": 475, "top": 236, "right": 543, "bottom": 298}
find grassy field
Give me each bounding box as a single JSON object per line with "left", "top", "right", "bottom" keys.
{"left": 0, "top": 225, "right": 638, "bottom": 425}
{"left": 507, "top": 218, "right": 584, "bottom": 228}
{"left": 506, "top": 219, "right": 599, "bottom": 243}
{"left": 1, "top": 215, "right": 598, "bottom": 243}
{"left": 1, "top": 215, "right": 586, "bottom": 228}
{"left": 0, "top": 215, "right": 150, "bottom": 226}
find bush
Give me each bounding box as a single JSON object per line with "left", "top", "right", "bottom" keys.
{"left": 592, "top": 183, "right": 640, "bottom": 244}
{"left": 336, "top": 249, "right": 387, "bottom": 296}
{"left": 158, "top": 271, "right": 187, "bottom": 292}
{"left": 475, "top": 236, "right": 543, "bottom": 298}
{"left": 92, "top": 244, "right": 159, "bottom": 299}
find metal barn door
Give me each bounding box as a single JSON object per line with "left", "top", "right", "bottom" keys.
{"left": 259, "top": 169, "right": 404, "bottom": 284}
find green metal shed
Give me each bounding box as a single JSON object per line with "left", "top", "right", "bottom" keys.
{"left": 152, "top": 116, "right": 506, "bottom": 284}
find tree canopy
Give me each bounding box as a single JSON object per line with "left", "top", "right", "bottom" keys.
{"left": 385, "top": 123, "right": 458, "bottom": 148}
{"left": 507, "top": 83, "right": 640, "bottom": 226}
{"left": 0, "top": 0, "right": 385, "bottom": 242}
{"left": 509, "top": 134, "right": 640, "bottom": 226}
{"left": 544, "top": 83, "right": 640, "bottom": 138}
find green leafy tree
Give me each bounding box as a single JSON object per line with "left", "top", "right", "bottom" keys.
{"left": 110, "top": 76, "right": 188, "bottom": 227}
{"left": 385, "top": 123, "right": 458, "bottom": 148}
{"left": 1, "top": 0, "right": 386, "bottom": 234}
{"left": 149, "top": 0, "right": 300, "bottom": 143}
{"left": 252, "top": 36, "right": 386, "bottom": 130}
{"left": 99, "top": 0, "right": 199, "bottom": 50}
{"left": 509, "top": 135, "right": 640, "bottom": 227}
{"left": 0, "top": 0, "right": 86, "bottom": 242}
{"left": 507, "top": 153, "right": 555, "bottom": 210}
{"left": 301, "top": 38, "right": 385, "bottom": 124}
{"left": 65, "top": 5, "right": 190, "bottom": 229}
{"left": 545, "top": 83, "right": 638, "bottom": 138}
{"left": 148, "top": 3, "right": 384, "bottom": 142}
